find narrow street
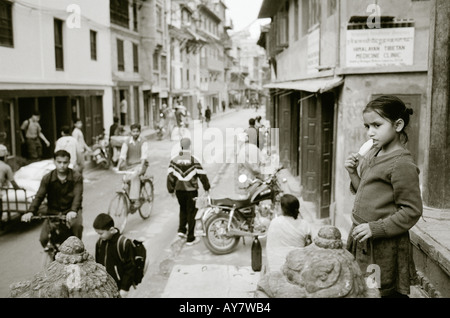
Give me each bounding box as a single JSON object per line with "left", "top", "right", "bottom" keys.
{"left": 0, "top": 107, "right": 264, "bottom": 298}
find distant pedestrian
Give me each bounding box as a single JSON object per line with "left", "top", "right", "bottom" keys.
{"left": 204, "top": 107, "right": 211, "bottom": 127}
{"left": 109, "top": 116, "right": 120, "bottom": 141}
{"left": 167, "top": 137, "right": 210, "bottom": 246}
{"left": 222, "top": 100, "right": 226, "bottom": 112}
{"left": 245, "top": 118, "right": 258, "bottom": 147}
{"left": 0, "top": 144, "right": 20, "bottom": 189}
{"left": 55, "top": 125, "right": 84, "bottom": 175}
{"left": 72, "top": 119, "right": 91, "bottom": 154}
{"left": 93, "top": 213, "right": 136, "bottom": 298}
{"left": 255, "top": 116, "right": 264, "bottom": 148}
{"left": 266, "top": 194, "right": 312, "bottom": 272}
{"left": 20, "top": 111, "right": 50, "bottom": 162}
{"left": 344, "top": 95, "right": 422, "bottom": 298}
{"left": 197, "top": 101, "right": 203, "bottom": 121}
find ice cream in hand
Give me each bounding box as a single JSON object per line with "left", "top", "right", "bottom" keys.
{"left": 357, "top": 139, "right": 374, "bottom": 158}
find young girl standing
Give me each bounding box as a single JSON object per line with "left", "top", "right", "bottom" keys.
{"left": 344, "top": 95, "right": 423, "bottom": 298}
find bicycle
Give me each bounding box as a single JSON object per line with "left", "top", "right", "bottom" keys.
{"left": 108, "top": 169, "right": 154, "bottom": 233}
{"left": 30, "top": 214, "right": 72, "bottom": 268}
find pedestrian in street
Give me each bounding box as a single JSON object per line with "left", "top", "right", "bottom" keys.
{"left": 72, "top": 119, "right": 91, "bottom": 154}
{"left": 197, "top": 101, "right": 203, "bottom": 121}
{"left": 0, "top": 144, "right": 20, "bottom": 189}
{"left": 266, "top": 194, "right": 312, "bottom": 272}
{"left": 20, "top": 111, "right": 50, "bottom": 162}
{"left": 109, "top": 116, "right": 120, "bottom": 141}
{"left": 167, "top": 137, "right": 211, "bottom": 246}
{"left": 116, "top": 123, "right": 149, "bottom": 212}
{"left": 54, "top": 125, "right": 84, "bottom": 175}
{"left": 93, "top": 213, "right": 136, "bottom": 298}
{"left": 255, "top": 116, "right": 264, "bottom": 148}
{"left": 21, "top": 149, "right": 84, "bottom": 247}
{"left": 245, "top": 118, "right": 258, "bottom": 147}
{"left": 222, "top": 100, "right": 226, "bottom": 112}
{"left": 344, "top": 95, "right": 422, "bottom": 298}
{"left": 235, "top": 132, "right": 267, "bottom": 198}
{"left": 120, "top": 95, "right": 128, "bottom": 126}
{"left": 204, "top": 106, "right": 211, "bottom": 127}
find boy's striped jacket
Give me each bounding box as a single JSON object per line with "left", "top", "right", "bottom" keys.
{"left": 167, "top": 151, "right": 210, "bottom": 193}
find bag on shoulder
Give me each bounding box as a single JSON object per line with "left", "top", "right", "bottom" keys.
{"left": 117, "top": 235, "right": 148, "bottom": 287}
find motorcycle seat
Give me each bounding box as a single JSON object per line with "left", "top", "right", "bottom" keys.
{"left": 210, "top": 197, "right": 252, "bottom": 209}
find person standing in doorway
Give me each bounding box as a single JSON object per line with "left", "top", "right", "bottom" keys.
{"left": 20, "top": 111, "right": 50, "bottom": 162}
{"left": 222, "top": 100, "right": 226, "bottom": 112}
{"left": 120, "top": 95, "right": 128, "bottom": 126}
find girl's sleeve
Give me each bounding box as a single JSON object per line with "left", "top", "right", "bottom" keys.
{"left": 369, "top": 158, "right": 423, "bottom": 238}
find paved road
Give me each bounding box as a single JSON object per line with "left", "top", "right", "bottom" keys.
{"left": 0, "top": 107, "right": 264, "bottom": 298}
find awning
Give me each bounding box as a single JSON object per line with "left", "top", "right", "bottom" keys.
{"left": 263, "top": 76, "right": 344, "bottom": 93}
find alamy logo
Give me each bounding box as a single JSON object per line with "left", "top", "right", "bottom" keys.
{"left": 366, "top": 4, "right": 381, "bottom": 29}
{"left": 66, "top": 4, "right": 81, "bottom": 29}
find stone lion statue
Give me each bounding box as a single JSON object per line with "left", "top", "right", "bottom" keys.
{"left": 255, "top": 225, "right": 380, "bottom": 298}
{"left": 9, "top": 236, "right": 120, "bottom": 298}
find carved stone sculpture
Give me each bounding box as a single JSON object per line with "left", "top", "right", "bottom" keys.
{"left": 9, "top": 236, "right": 120, "bottom": 298}
{"left": 255, "top": 225, "right": 380, "bottom": 298}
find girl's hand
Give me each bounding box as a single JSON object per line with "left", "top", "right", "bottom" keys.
{"left": 344, "top": 153, "right": 359, "bottom": 174}
{"left": 352, "top": 223, "right": 372, "bottom": 242}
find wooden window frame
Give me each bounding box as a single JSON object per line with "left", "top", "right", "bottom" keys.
{"left": 117, "top": 38, "right": 124, "bottom": 71}
{"left": 54, "top": 18, "right": 64, "bottom": 70}
{"left": 133, "top": 42, "right": 139, "bottom": 72}
{"left": 0, "top": 0, "right": 13, "bottom": 47}
{"left": 90, "top": 30, "right": 97, "bottom": 61}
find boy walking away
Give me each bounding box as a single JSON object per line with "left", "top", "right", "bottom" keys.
{"left": 167, "top": 138, "right": 210, "bottom": 245}
{"left": 93, "top": 213, "right": 136, "bottom": 298}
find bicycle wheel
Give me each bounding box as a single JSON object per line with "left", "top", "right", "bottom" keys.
{"left": 139, "top": 179, "right": 154, "bottom": 219}
{"left": 108, "top": 192, "right": 128, "bottom": 233}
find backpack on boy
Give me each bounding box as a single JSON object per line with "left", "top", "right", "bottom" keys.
{"left": 116, "top": 235, "right": 148, "bottom": 287}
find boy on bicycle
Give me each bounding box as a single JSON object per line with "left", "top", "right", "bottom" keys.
{"left": 116, "top": 123, "right": 148, "bottom": 212}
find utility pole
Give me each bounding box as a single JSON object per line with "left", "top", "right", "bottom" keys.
{"left": 423, "top": 0, "right": 450, "bottom": 209}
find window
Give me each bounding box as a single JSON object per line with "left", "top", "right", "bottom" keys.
{"left": 161, "top": 55, "right": 167, "bottom": 76}
{"left": 133, "top": 43, "right": 139, "bottom": 72}
{"left": 308, "top": 0, "right": 321, "bottom": 29}
{"left": 54, "top": 18, "right": 64, "bottom": 70}
{"left": 327, "top": 0, "right": 337, "bottom": 17}
{"left": 110, "top": 0, "right": 129, "bottom": 28}
{"left": 294, "top": 0, "right": 299, "bottom": 41}
{"left": 277, "top": 2, "right": 289, "bottom": 47}
{"left": 153, "top": 51, "right": 159, "bottom": 71}
{"left": 132, "top": 1, "right": 138, "bottom": 31}
{"left": 156, "top": 5, "right": 163, "bottom": 29}
{"left": 0, "top": 0, "right": 13, "bottom": 47}
{"left": 117, "top": 39, "right": 124, "bottom": 71}
{"left": 90, "top": 30, "right": 97, "bottom": 60}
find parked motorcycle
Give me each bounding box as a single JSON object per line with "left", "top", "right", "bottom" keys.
{"left": 92, "top": 134, "right": 110, "bottom": 169}
{"left": 195, "top": 166, "right": 286, "bottom": 255}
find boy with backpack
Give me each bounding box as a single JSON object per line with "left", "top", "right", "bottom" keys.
{"left": 93, "top": 213, "right": 147, "bottom": 297}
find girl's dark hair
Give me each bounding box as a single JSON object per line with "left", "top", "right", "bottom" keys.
{"left": 364, "top": 95, "right": 413, "bottom": 144}
{"left": 280, "top": 194, "right": 300, "bottom": 219}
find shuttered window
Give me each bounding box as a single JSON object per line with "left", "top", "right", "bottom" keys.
{"left": 0, "top": 0, "right": 13, "bottom": 47}
{"left": 54, "top": 18, "right": 64, "bottom": 70}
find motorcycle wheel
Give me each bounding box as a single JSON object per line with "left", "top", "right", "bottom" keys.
{"left": 203, "top": 211, "right": 240, "bottom": 255}
{"left": 101, "top": 159, "right": 110, "bottom": 169}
